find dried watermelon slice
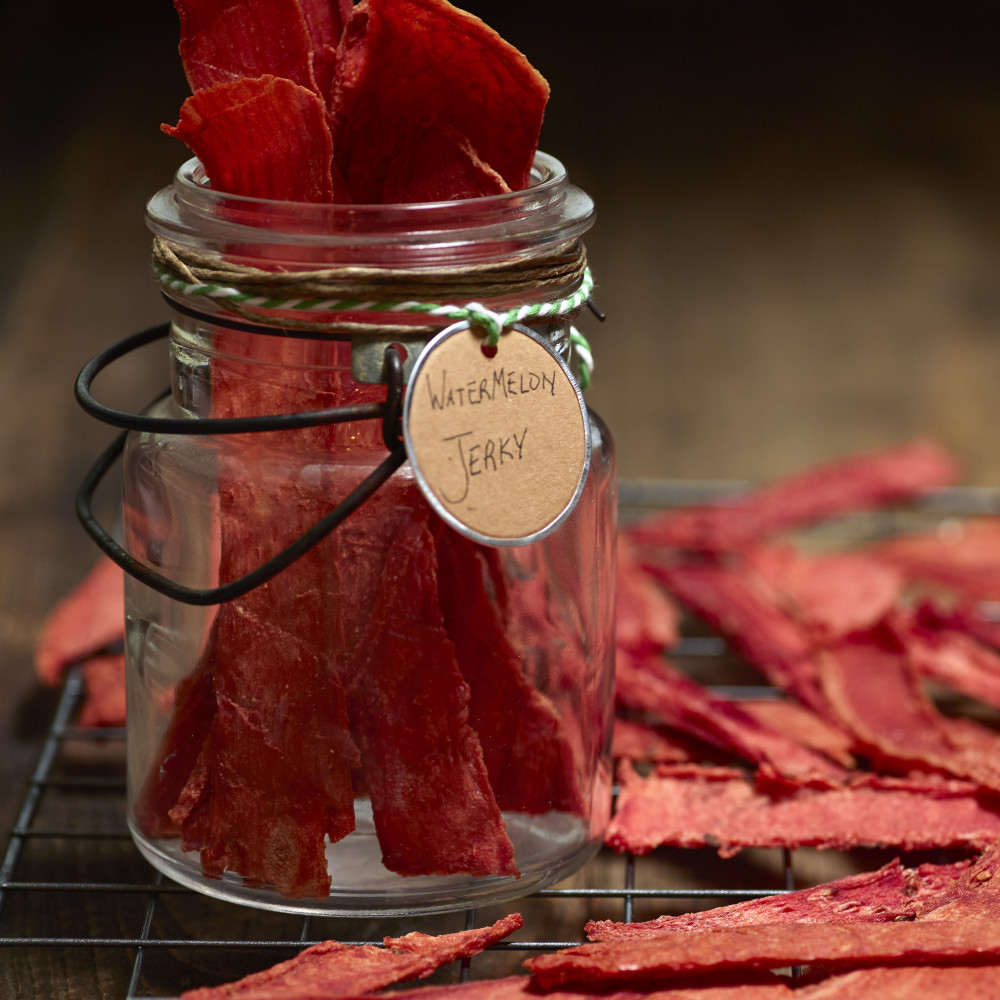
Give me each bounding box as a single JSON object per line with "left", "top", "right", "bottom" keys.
{"left": 433, "top": 525, "right": 584, "bottom": 816}
{"left": 329, "top": 0, "right": 549, "bottom": 202}
{"left": 173, "top": 0, "right": 318, "bottom": 93}
{"left": 382, "top": 122, "right": 509, "bottom": 203}
{"left": 342, "top": 515, "right": 517, "bottom": 877}
{"left": 300, "top": 0, "right": 354, "bottom": 100}
{"left": 170, "top": 607, "right": 359, "bottom": 899}
{"left": 179, "top": 914, "right": 523, "bottom": 1000}
{"left": 35, "top": 555, "right": 123, "bottom": 687}
{"left": 164, "top": 75, "right": 342, "bottom": 203}
{"left": 134, "top": 657, "right": 218, "bottom": 841}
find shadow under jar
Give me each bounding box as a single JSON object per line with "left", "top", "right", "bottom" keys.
{"left": 125, "top": 153, "right": 616, "bottom": 915}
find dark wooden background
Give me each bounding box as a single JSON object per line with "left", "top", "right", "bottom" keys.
{"left": 3, "top": 0, "right": 1000, "bottom": 993}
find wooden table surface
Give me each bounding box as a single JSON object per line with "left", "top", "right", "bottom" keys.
{"left": 3, "top": 0, "right": 1000, "bottom": 994}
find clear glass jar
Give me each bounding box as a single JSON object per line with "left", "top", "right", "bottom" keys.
{"left": 124, "top": 154, "right": 616, "bottom": 915}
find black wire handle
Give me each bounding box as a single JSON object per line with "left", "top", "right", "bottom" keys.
{"left": 75, "top": 327, "right": 408, "bottom": 606}
{"left": 76, "top": 323, "right": 390, "bottom": 434}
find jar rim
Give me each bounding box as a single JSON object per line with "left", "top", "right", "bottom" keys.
{"left": 177, "top": 150, "right": 567, "bottom": 214}
{"left": 146, "top": 151, "right": 594, "bottom": 268}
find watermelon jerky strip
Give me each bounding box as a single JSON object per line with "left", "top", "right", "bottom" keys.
{"left": 341, "top": 513, "right": 516, "bottom": 877}
{"left": 169, "top": 600, "right": 359, "bottom": 898}
{"left": 892, "top": 603, "right": 1000, "bottom": 711}
{"left": 917, "top": 842, "right": 1000, "bottom": 921}
{"left": 734, "top": 699, "right": 855, "bottom": 769}
{"left": 173, "top": 0, "right": 319, "bottom": 93}
{"left": 634, "top": 560, "right": 823, "bottom": 709}
{"left": 77, "top": 654, "right": 127, "bottom": 728}
{"left": 34, "top": 554, "right": 124, "bottom": 687}
{"left": 913, "top": 599, "right": 1000, "bottom": 659}
{"left": 741, "top": 543, "right": 904, "bottom": 642}
{"left": 434, "top": 524, "right": 584, "bottom": 816}
{"left": 796, "top": 965, "right": 1000, "bottom": 1000}
{"left": 816, "top": 626, "right": 1000, "bottom": 793}
{"left": 329, "top": 0, "right": 549, "bottom": 202}
{"left": 524, "top": 920, "right": 1000, "bottom": 989}
{"left": 381, "top": 122, "right": 510, "bottom": 202}
{"left": 871, "top": 517, "right": 1000, "bottom": 603}
{"left": 616, "top": 536, "right": 680, "bottom": 655}
{"left": 33, "top": 554, "right": 128, "bottom": 729}
{"left": 330, "top": 976, "right": 797, "bottom": 1000}
{"left": 299, "top": 0, "right": 353, "bottom": 98}
{"left": 615, "top": 649, "right": 847, "bottom": 780}
{"left": 134, "top": 656, "right": 217, "bottom": 840}
{"left": 164, "top": 75, "right": 341, "bottom": 202}
{"left": 179, "top": 913, "right": 523, "bottom": 1000}
{"left": 138, "top": 338, "right": 391, "bottom": 893}
{"left": 605, "top": 761, "right": 1000, "bottom": 857}
{"left": 628, "top": 439, "right": 959, "bottom": 554}
{"left": 586, "top": 856, "right": 972, "bottom": 941}
{"left": 611, "top": 717, "right": 719, "bottom": 766}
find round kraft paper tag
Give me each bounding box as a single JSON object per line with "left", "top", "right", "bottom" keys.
{"left": 403, "top": 322, "right": 592, "bottom": 546}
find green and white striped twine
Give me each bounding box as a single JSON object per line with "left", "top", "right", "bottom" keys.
{"left": 155, "top": 265, "right": 597, "bottom": 388}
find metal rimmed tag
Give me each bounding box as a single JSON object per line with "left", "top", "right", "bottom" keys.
{"left": 403, "top": 322, "right": 592, "bottom": 546}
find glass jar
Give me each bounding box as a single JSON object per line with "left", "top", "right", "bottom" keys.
{"left": 124, "top": 153, "right": 616, "bottom": 915}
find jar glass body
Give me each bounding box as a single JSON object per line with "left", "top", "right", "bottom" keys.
{"left": 125, "top": 156, "right": 616, "bottom": 915}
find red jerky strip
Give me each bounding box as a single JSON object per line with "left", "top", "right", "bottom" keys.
{"left": 180, "top": 914, "right": 522, "bottom": 1000}
{"left": 173, "top": 0, "right": 318, "bottom": 93}
{"left": 612, "top": 717, "right": 717, "bottom": 766}
{"left": 133, "top": 657, "right": 217, "bottom": 840}
{"left": 628, "top": 439, "right": 958, "bottom": 554}
{"left": 382, "top": 122, "right": 510, "bottom": 203}
{"left": 616, "top": 536, "right": 680, "bottom": 654}
{"left": 386, "top": 912, "right": 523, "bottom": 958}
{"left": 917, "top": 843, "right": 1000, "bottom": 921}
{"left": 329, "top": 0, "right": 548, "bottom": 202}
{"left": 797, "top": 965, "right": 1000, "bottom": 1000}
{"left": 434, "top": 524, "right": 583, "bottom": 816}
{"left": 78, "top": 654, "right": 126, "bottom": 728}
{"left": 743, "top": 543, "right": 903, "bottom": 642}
{"left": 338, "top": 976, "right": 795, "bottom": 1000}
{"left": 171, "top": 607, "right": 359, "bottom": 899}
{"left": 164, "top": 75, "right": 340, "bottom": 202}
{"left": 525, "top": 920, "right": 1000, "bottom": 989}
{"left": 343, "top": 515, "right": 516, "bottom": 877}
{"left": 914, "top": 599, "right": 1000, "bottom": 656}
{"left": 817, "top": 627, "right": 1000, "bottom": 793}
{"left": 586, "top": 857, "right": 971, "bottom": 941}
{"left": 605, "top": 761, "right": 1000, "bottom": 857}
{"left": 893, "top": 604, "right": 1000, "bottom": 711}
{"left": 643, "top": 561, "right": 823, "bottom": 710}
{"left": 299, "top": 0, "right": 353, "bottom": 98}
{"left": 35, "top": 555, "right": 123, "bottom": 687}
{"left": 871, "top": 517, "right": 1000, "bottom": 603}
{"left": 735, "top": 700, "right": 855, "bottom": 769}
{"left": 615, "top": 650, "right": 846, "bottom": 780}
{"left": 332, "top": 976, "right": 796, "bottom": 1000}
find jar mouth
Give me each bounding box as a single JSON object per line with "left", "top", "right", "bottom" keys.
{"left": 146, "top": 151, "right": 594, "bottom": 268}
{"left": 178, "top": 150, "right": 567, "bottom": 215}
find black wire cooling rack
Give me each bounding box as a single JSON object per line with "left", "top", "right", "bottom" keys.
{"left": 3, "top": 481, "right": 996, "bottom": 998}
